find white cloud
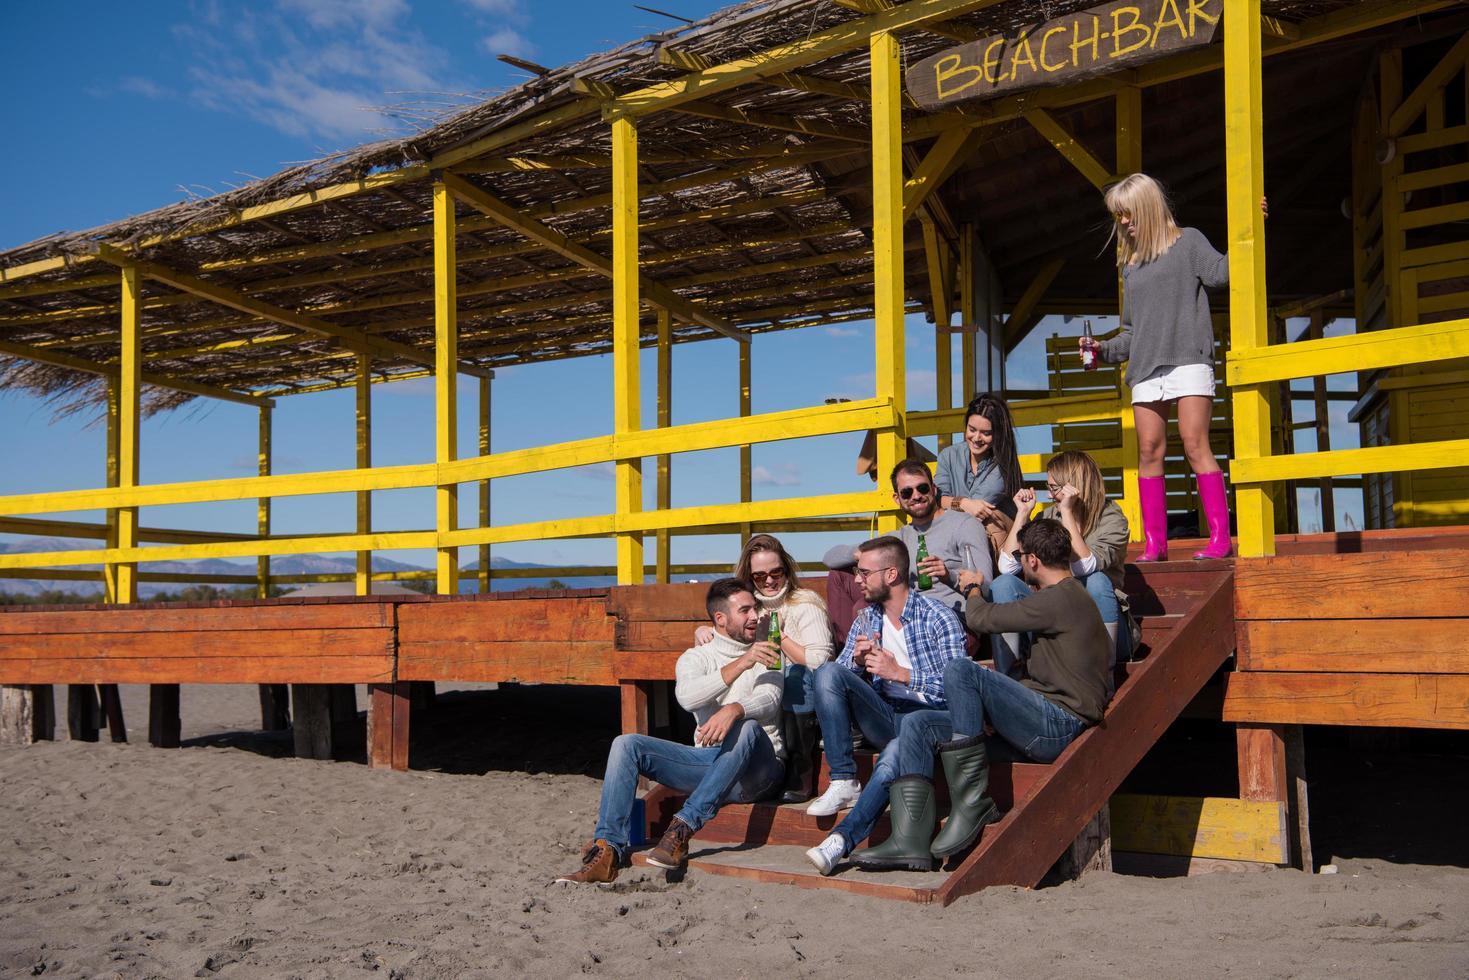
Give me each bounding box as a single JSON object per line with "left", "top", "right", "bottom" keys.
{"left": 481, "top": 28, "right": 535, "bottom": 59}
{"left": 118, "top": 76, "right": 169, "bottom": 99}
{"left": 824, "top": 326, "right": 861, "bottom": 338}
{"left": 752, "top": 463, "right": 801, "bottom": 487}
{"left": 463, "top": 0, "right": 525, "bottom": 15}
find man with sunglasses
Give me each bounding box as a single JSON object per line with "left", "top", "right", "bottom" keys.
{"left": 890, "top": 459, "right": 993, "bottom": 622}
{"left": 803, "top": 535, "right": 969, "bottom": 875}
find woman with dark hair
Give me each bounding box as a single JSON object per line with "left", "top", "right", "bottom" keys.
{"left": 695, "top": 534, "right": 833, "bottom": 802}
{"left": 935, "top": 392, "right": 1023, "bottom": 553}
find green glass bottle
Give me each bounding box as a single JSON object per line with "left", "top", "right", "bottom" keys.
{"left": 916, "top": 533, "right": 933, "bottom": 590}
{"left": 767, "top": 611, "right": 782, "bottom": 669}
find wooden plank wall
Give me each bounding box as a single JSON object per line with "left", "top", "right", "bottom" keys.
{"left": 1225, "top": 548, "right": 1469, "bottom": 729}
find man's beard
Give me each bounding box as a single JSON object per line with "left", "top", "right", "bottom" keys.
{"left": 1020, "top": 563, "right": 1040, "bottom": 588}
{"left": 863, "top": 581, "right": 891, "bottom": 603}
{"left": 904, "top": 498, "right": 936, "bottom": 521}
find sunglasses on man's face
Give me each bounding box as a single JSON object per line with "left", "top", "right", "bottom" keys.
{"left": 897, "top": 482, "right": 932, "bottom": 500}
{"left": 750, "top": 568, "right": 785, "bottom": 584}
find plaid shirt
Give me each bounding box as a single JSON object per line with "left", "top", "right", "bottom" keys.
{"left": 835, "top": 590, "right": 968, "bottom": 706}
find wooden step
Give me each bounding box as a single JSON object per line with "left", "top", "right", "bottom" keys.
{"left": 632, "top": 844, "right": 947, "bottom": 903}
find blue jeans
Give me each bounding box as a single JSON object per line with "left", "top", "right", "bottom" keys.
{"left": 990, "top": 571, "right": 1124, "bottom": 668}
{"left": 893, "top": 659, "right": 1085, "bottom": 779}
{"left": 592, "top": 718, "right": 784, "bottom": 855}
{"left": 784, "top": 662, "right": 815, "bottom": 714}
{"left": 813, "top": 661, "right": 927, "bottom": 850}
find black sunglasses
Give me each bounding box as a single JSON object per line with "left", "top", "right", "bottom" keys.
{"left": 898, "top": 482, "right": 933, "bottom": 500}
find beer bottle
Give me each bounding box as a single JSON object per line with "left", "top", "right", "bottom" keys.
{"left": 916, "top": 534, "right": 933, "bottom": 590}
{"left": 1080, "top": 319, "right": 1097, "bottom": 371}
{"left": 767, "top": 612, "right": 782, "bottom": 670}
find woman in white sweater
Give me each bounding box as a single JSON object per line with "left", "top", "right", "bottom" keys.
{"left": 697, "top": 534, "right": 833, "bottom": 802}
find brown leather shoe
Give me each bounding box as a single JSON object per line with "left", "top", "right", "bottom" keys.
{"left": 555, "top": 839, "right": 620, "bottom": 884}
{"left": 646, "top": 817, "right": 694, "bottom": 871}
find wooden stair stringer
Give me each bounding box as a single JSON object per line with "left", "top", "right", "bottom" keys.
{"left": 933, "top": 568, "right": 1237, "bottom": 905}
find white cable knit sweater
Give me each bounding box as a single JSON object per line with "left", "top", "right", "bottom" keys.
{"left": 757, "top": 585, "right": 834, "bottom": 670}
{"left": 674, "top": 629, "right": 785, "bottom": 757}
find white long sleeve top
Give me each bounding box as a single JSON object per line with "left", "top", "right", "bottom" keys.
{"left": 674, "top": 629, "right": 785, "bottom": 757}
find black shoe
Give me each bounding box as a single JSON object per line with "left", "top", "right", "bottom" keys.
{"left": 780, "top": 711, "right": 820, "bottom": 804}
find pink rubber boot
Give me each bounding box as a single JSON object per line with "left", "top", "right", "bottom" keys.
{"left": 1193, "top": 470, "right": 1233, "bottom": 560}
{"left": 1137, "top": 475, "right": 1168, "bottom": 562}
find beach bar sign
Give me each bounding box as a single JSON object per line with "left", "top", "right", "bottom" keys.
{"left": 905, "top": 0, "right": 1222, "bottom": 110}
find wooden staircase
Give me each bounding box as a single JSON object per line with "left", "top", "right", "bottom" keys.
{"left": 630, "top": 562, "right": 1237, "bottom": 904}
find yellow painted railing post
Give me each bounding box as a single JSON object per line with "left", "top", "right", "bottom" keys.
{"left": 104, "top": 378, "right": 121, "bottom": 602}
{"left": 115, "top": 263, "right": 141, "bottom": 603}
{"left": 478, "top": 372, "right": 493, "bottom": 593}
{"left": 655, "top": 308, "right": 672, "bottom": 583}
{"left": 355, "top": 353, "right": 372, "bottom": 596}
{"left": 871, "top": 29, "right": 906, "bottom": 533}
{"left": 1115, "top": 86, "right": 1143, "bottom": 540}
{"left": 1224, "top": 0, "right": 1275, "bottom": 556}
{"left": 738, "top": 339, "right": 753, "bottom": 541}
{"left": 433, "top": 178, "right": 460, "bottom": 593}
{"left": 960, "top": 224, "right": 977, "bottom": 404}
{"left": 611, "top": 114, "right": 645, "bottom": 584}
{"left": 256, "top": 404, "right": 272, "bottom": 598}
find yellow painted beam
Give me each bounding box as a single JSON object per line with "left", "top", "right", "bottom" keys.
{"left": 0, "top": 516, "right": 252, "bottom": 545}
{"left": 113, "top": 264, "right": 142, "bottom": 602}
{"left": 923, "top": 217, "right": 954, "bottom": 450}
{"left": 871, "top": 30, "right": 907, "bottom": 534}
{"left": 1232, "top": 438, "right": 1469, "bottom": 485}
{"left": 103, "top": 376, "right": 121, "bottom": 602}
{"left": 0, "top": 338, "right": 268, "bottom": 407}
{"left": 355, "top": 353, "right": 372, "bottom": 596}
{"left": 655, "top": 308, "right": 672, "bottom": 584}
{"left": 1024, "top": 109, "right": 1117, "bottom": 190}
{"left": 478, "top": 373, "right": 493, "bottom": 594}
{"left": 1111, "top": 794, "right": 1288, "bottom": 864}
{"left": 612, "top": 115, "right": 645, "bottom": 584}
{"left": 1226, "top": 317, "right": 1469, "bottom": 386}
{"left": 1224, "top": 0, "right": 1274, "bottom": 557}
{"left": 440, "top": 171, "right": 748, "bottom": 342}
{"left": 738, "top": 339, "right": 753, "bottom": 540}
{"left": 1002, "top": 255, "right": 1067, "bottom": 354}
{"left": 903, "top": 125, "right": 983, "bottom": 221}
{"left": 257, "top": 404, "right": 271, "bottom": 598}
{"left": 433, "top": 180, "right": 460, "bottom": 595}
{"left": 1387, "top": 30, "right": 1469, "bottom": 137}
{"left": 907, "top": 391, "right": 1124, "bottom": 435}
{"left": 607, "top": 0, "right": 1005, "bottom": 118}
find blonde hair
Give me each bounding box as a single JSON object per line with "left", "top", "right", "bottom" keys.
{"left": 1105, "top": 173, "right": 1181, "bottom": 266}
{"left": 1046, "top": 450, "right": 1108, "bottom": 540}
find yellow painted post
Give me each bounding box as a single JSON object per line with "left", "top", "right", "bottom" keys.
{"left": 355, "top": 353, "right": 372, "bottom": 596}
{"left": 478, "top": 373, "right": 492, "bottom": 593}
{"left": 256, "top": 405, "right": 272, "bottom": 598}
{"left": 1115, "top": 86, "right": 1143, "bottom": 540}
{"left": 960, "top": 224, "right": 977, "bottom": 404}
{"left": 1224, "top": 0, "right": 1275, "bottom": 557}
{"left": 871, "top": 30, "right": 906, "bottom": 533}
{"left": 433, "top": 178, "right": 460, "bottom": 593}
{"left": 738, "top": 339, "right": 753, "bottom": 541}
{"left": 115, "top": 263, "right": 141, "bottom": 603}
{"left": 924, "top": 219, "right": 954, "bottom": 450}
{"left": 611, "top": 115, "right": 645, "bottom": 584}
{"left": 104, "top": 379, "right": 121, "bottom": 603}
{"left": 655, "top": 308, "right": 672, "bottom": 583}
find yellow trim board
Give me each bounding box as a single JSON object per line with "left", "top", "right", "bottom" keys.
{"left": 1111, "top": 794, "right": 1288, "bottom": 864}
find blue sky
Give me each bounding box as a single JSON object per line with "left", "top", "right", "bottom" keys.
{"left": 0, "top": 0, "right": 1361, "bottom": 580}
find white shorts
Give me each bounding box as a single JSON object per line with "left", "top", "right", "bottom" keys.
{"left": 1131, "top": 363, "right": 1216, "bottom": 403}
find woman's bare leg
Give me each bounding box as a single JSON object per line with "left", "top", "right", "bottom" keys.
{"left": 1133, "top": 401, "right": 1171, "bottom": 478}
{"left": 1177, "top": 395, "right": 1222, "bottom": 475}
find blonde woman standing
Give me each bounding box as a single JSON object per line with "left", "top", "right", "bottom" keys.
{"left": 1079, "top": 174, "right": 1262, "bottom": 561}
{"left": 696, "top": 534, "right": 833, "bottom": 803}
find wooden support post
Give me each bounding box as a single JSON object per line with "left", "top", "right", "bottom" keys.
{"left": 355, "top": 353, "right": 373, "bottom": 596}
{"left": 147, "top": 683, "right": 180, "bottom": 748}
{"left": 1115, "top": 86, "right": 1143, "bottom": 538}
{"left": 433, "top": 178, "right": 460, "bottom": 595}
{"left": 255, "top": 403, "right": 289, "bottom": 732}
{"left": 1053, "top": 804, "right": 1112, "bottom": 880}
{"left": 1308, "top": 311, "right": 1334, "bottom": 531}
{"left": 960, "top": 224, "right": 977, "bottom": 404}
{"left": 738, "top": 339, "right": 753, "bottom": 541}
{"left": 871, "top": 30, "right": 906, "bottom": 532}
{"left": 367, "top": 681, "right": 410, "bottom": 771}
{"left": 621, "top": 681, "right": 651, "bottom": 736}
{"left": 923, "top": 216, "right": 955, "bottom": 449}
{"left": 330, "top": 683, "right": 363, "bottom": 755}
{"left": 1236, "top": 722, "right": 1311, "bottom": 869}
{"left": 655, "top": 308, "right": 673, "bottom": 583}
{"left": 67, "top": 685, "right": 100, "bottom": 742}
{"left": 611, "top": 114, "right": 645, "bottom": 583}
{"left": 1, "top": 685, "right": 54, "bottom": 745}
{"left": 99, "top": 684, "right": 126, "bottom": 742}
{"left": 291, "top": 684, "right": 333, "bottom": 760}
{"left": 478, "top": 373, "right": 493, "bottom": 593}
{"left": 1224, "top": 0, "right": 1275, "bottom": 557}
{"left": 115, "top": 263, "right": 140, "bottom": 601}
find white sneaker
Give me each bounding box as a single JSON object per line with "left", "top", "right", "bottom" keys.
{"left": 806, "top": 778, "right": 861, "bottom": 817}
{"left": 805, "top": 833, "right": 848, "bottom": 876}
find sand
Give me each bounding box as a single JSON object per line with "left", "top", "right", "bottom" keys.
{"left": 2, "top": 683, "right": 1467, "bottom": 979}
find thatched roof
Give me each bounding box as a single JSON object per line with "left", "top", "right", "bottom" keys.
{"left": 0, "top": 0, "right": 1451, "bottom": 414}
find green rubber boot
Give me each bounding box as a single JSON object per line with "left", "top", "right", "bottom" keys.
{"left": 930, "top": 734, "right": 1001, "bottom": 859}
{"left": 850, "top": 776, "right": 937, "bottom": 872}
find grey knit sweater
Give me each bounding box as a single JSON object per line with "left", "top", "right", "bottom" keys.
{"left": 1099, "top": 227, "right": 1229, "bottom": 386}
